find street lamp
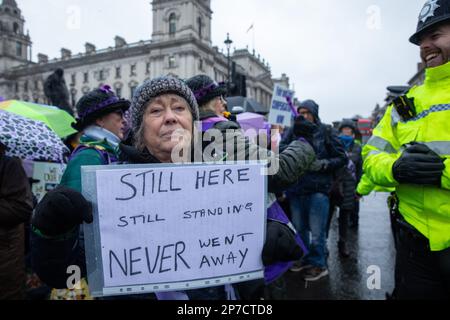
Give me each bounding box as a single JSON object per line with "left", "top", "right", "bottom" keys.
{"left": 224, "top": 33, "right": 233, "bottom": 94}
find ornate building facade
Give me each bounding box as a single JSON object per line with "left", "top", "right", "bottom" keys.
{"left": 0, "top": 0, "right": 286, "bottom": 114}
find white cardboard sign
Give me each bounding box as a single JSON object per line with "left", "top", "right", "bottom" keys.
{"left": 268, "top": 84, "right": 295, "bottom": 127}
{"left": 82, "top": 162, "right": 267, "bottom": 297}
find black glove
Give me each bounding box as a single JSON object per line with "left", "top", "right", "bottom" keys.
{"left": 293, "top": 116, "right": 317, "bottom": 143}
{"left": 392, "top": 143, "right": 445, "bottom": 186}
{"left": 262, "top": 221, "right": 303, "bottom": 266}
{"left": 32, "top": 186, "right": 93, "bottom": 237}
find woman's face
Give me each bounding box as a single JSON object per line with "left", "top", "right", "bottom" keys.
{"left": 96, "top": 110, "right": 126, "bottom": 140}
{"left": 142, "top": 94, "right": 193, "bottom": 163}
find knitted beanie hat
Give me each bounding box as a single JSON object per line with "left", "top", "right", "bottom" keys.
{"left": 131, "top": 76, "right": 199, "bottom": 133}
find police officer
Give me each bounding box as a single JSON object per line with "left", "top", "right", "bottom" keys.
{"left": 362, "top": 0, "right": 450, "bottom": 299}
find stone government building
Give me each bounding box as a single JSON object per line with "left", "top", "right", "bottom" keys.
{"left": 0, "top": 0, "right": 291, "bottom": 114}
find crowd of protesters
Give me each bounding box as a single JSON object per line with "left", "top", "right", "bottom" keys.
{"left": 0, "top": 70, "right": 369, "bottom": 300}
{"left": 2, "top": 0, "right": 450, "bottom": 300}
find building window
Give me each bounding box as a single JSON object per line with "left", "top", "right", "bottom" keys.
{"left": 168, "top": 55, "right": 176, "bottom": 69}
{"left": 169, "top": 13, "right": 176, "bottom": 35}
{"left": 71, "top": 74, "right": 76, "bottom": 86}
{"left": 15, "top": 82, "right": 18, "bottom": 92}
{"left": 199, "top": 59, "right": 204, "bottom": 71}
{"left": 130, "top": 64, "right": 137, "bottom": 76}
{"left": 130, "top": 86, "right": 137, "bottom": 98}
{"left": 71, "top": 90, "right": 77, "bottom": 108}
{"left": 16, "top": 42, "right": 22, "bottom": 57}
{"left": 115, "top": 87, "right": 122, "bottom": 98}
{"left": 99, "top": 70, "right": 104, "bottom": 81}
{"left": 83, "top": 72, "right": 89, "bottom": 83}
{"left": 34, "top": 80, "right": 39, "bottom": 90}
{"left": 13, "top": 22, "right": 19, "bottom": 34}
{"left": 23, "top": 81, "right": 28, "bottom": 92}
{"left": 146, "top": 62, "right": 150, "bottom": 75}
{"left": 197, "top": 17, "right": 203, "bottom": 39}
{"left": 116, "top": 67, "right": 121, "bottom": 78}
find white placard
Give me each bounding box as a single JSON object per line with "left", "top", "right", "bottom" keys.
{"left": 268, "top": 84, "right": 295, "bottom": 127}
{"left": 31, "top": 162, "right": 66, "bottom": 203}
{"left": 82, "top": 162, "right": 267, "bottom": 297}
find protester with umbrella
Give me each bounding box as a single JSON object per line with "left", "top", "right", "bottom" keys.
{"left": 0, "top": 141, "right": 34, "bottom": 299}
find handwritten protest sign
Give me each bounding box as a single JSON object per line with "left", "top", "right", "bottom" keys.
{"left": 82, "top": 162, "right": 266, "bottom": 297}
{"left": 268, "top": 84, "right": 295, "bottom": 127}
{"left": 31, "top": 162, "right": 66, "bottom": 202}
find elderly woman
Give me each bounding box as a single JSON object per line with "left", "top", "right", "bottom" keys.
{"left": 31, "top": 76, "right": 314, "bottom": 300}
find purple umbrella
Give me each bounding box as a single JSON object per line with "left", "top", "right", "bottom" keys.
{"left": 237, "top": 112, "right": 266, "bottom": 130}
{"left": 0, "top": 110, "right": 69, "bottom": 163}
{"left": 236, "top": 112, "right": 268, "bottom": 141}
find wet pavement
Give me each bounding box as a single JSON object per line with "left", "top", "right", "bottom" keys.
{"left": 284, "top": 192, "right": 396, "bottom": 300}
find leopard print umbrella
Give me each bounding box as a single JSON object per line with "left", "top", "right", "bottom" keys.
{"left": 0, "top": 110, "right": 69, "bottom": 163}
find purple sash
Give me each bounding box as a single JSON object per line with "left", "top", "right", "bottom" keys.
{"left": 69, "top": 144, "right": 118, "bottom": 165}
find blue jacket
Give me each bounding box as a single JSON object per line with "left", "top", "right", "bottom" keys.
{"left": 281, "top": 102, "right": 347, "bottom": 196}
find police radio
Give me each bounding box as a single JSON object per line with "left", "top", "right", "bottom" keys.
{"left": 392, "top": 95, "right": 416, "bottom": 121}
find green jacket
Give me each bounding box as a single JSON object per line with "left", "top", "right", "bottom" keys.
{"left": 59, "top": 136, "right": 119, "bottom": 192}
{"left": 362, "top": 61, "right": 450, "bottom": 251}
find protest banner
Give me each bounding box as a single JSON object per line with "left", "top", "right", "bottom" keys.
{"left": 31, "top": 162, "right": 66, "bottom": 202}
{"left": 268, "top": 84, "right": 295, "bottom": 127}
{"left": 82, "top": 162, "right": 267, "bottom": 297}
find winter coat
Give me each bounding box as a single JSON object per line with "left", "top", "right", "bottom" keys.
{"left": 282, "top": 124, "right": 348, "bottom": 196}
{"left": 0, "top": 154, "right": 33, "bottom": 299}
{"left": 332, "top": 141, "right": 362, "bottom": 211}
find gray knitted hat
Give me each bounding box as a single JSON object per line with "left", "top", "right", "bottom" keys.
{"left": 131, "top": 76, "right": 199, "bottom": 133}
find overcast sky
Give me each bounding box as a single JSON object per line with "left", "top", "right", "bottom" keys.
{"left": 16, "top": 0, "right": 425, "bottom": 123}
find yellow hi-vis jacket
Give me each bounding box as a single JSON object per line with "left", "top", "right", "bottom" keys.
{"left": 362, "top": 61, "right": 450, "bottom": 251}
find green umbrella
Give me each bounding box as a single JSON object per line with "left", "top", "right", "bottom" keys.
{"left": 0, "top": 100, "right": 77, "bottom": 138}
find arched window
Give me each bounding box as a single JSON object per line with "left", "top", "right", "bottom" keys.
{"left": 169, "top": 13, "right": 176, "bottom": 35}
{"left": 197, "top": 17, "right": 202, "bottom": 39}
{"left": 13, "top": 22, "right": 19, "bottom": 34}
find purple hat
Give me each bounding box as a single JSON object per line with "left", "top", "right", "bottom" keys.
{"left": 72, "top": 85, "right": 130, "bottom": 131}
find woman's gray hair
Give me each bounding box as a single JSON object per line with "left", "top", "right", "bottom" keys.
{"left": 133, "top": 99, "right": 152, "bottom": 151}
